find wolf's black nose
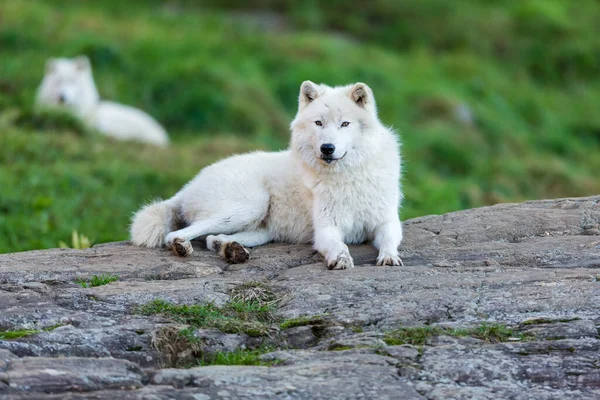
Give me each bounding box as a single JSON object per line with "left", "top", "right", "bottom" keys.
{"left": 320, "top": 143, "right": 335, "bottom": 156}
{"left": 58, "top": 94, "right": 66, "bottom": 104}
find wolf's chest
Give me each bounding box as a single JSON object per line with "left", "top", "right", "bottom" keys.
{"left": 315, "top": 176, "right": 393, "bottom": 243}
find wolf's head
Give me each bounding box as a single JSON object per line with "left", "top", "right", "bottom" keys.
{"left": 291, "top": 81, "right": 382, "bottom": 173}
{"left": 35, "top": 56, "right": 99, "bottom": 116}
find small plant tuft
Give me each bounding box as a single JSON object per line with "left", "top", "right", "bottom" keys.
{"left": 521, "top": 317, "right": 580, "bottom": 326}
{"left": 151, "top": 325, "right": 279, "bottom": 368}
{"left": 328, "top": 345, "right": 353, "bottom": 351}
{"left": 465, "top": 322, "right": 520, "bottom": 343}
{"left": 279, "top": 315, "right": 327, "bottom": 330}
{"left": 139, "top": 282, "right": 312, "bottom": 366}
{"left": 350, "top": 325, "right": 364, "bottom": 333}
{"left": 384, "top": 323, "right": 532, "bottom": 346}
{"left": 139, "top": 294, "right": 274, "bottom": 337}
{"left": 229, "top": 281, "right": 278, "bottom": 306}
{"left": 75, "top": 273, "right": 119, "bottom": 288}
{"left": 0, "top": 323, "right": 65, "bottom": 340}
{"left": 59, "top": 230, "right": 92, "bottom": 250}
{"left": 151, "top": 325, "right": 204, "bottom": 367}
{"left": 384, "top": 326, "right": 442, "bottom": 346}
{"left": 0, "top": 329, "right": 41, "bottom": 340}
{"left": 198, "top": 347, "right": 279, "bottom": 367}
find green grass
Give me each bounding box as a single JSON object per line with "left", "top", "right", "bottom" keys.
{"left": 383, "top": 323, "right": 531, "bottom": 346}
{"left": 74, "top": 273, "right": 119, "bottom": 288}
{"left": 520, "top": 317, "right": 580, "bottom": 326}
{"left": 1, "top": 0, "right": 600, "bottom": 253}
{"left": 384, "top": 326, "right": 442, "bottom": 346}
{"left": 279, "top": 315, "right": 327, "bottom": 330}
{"left": 139, "top": 298, "right": 274, "bottom": 337}
{"left": 198, "top": 347, "right": 280, "bottom": 367}
{"left": 463, "top": 323, "right": 527, "bottom": 343}
{"left": 151, "top": 324, "right": 280, "bottom": 367}
{"left": 58, "top": 230, "right": 92, "bottom": 250}
{"left": 350, "top": 326, "right": 364, "bottom": 334}
{"left": 0, "top": 329, "right": 42, "bottom": 340}
{"left": 0, "top": 324, "right": 64, "bottom": 340}
{"left": 329, "top": 345, "right": 354, "bottom": 351}
{"left": 140, "top": 281, "right": 329, "bottom": 337}
{"left": 142, "top": 297, "right": 331, "bottom": 337}
{"left": 143, "top": 283, "right": 283, "bottom": 367}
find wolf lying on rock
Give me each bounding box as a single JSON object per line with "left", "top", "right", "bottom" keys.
{"left": 131, "top": 81, "right": 403, "bottom": 269}
{"left": 36, "top": 55, "right": 169, "bottom": 147}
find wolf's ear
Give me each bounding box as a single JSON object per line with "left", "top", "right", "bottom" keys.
{"left": 74, "top": 55, "right": 91, "bottom": 71}
{"left": 45, "top": 59, "right": 57, "bottom": 74}
{"left": 299, "top": 80, "right": 319, "bottom": 110}
{"left": 349, "top": 82, "right": 376, "bottom": 112}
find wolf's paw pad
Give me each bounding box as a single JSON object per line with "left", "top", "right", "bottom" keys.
{"left": 376, "top": 253, "right": 403, "bottom": 266}
{"left": 172, "top": 238, "right": 193, "bottom": 257}
{"left": 222, "top": 241, "right": 250, "bottom": 264}
{"left": 327, "top": 254, "right": 354, "bottom": 270}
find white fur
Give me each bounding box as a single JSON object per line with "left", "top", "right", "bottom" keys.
{"left": 130, "top": 81, "right": 403, "bottom": 268}
{"left": 35, "top": 56, "right": 169, "bottom": 147}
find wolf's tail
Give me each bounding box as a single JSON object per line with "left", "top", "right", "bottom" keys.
{"left": 130, "top": 198, "right": 179, "bottom": 248}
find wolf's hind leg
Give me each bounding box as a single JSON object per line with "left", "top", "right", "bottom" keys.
{"left": 165, "top": 214, "right": 262, "bottom": 257}
{"left": 206, "top": 228, "right": 272, "bottom": 264}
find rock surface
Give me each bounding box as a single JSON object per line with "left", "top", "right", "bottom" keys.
{"left": 0, "top": 196, "right": 599, "bottom": 399}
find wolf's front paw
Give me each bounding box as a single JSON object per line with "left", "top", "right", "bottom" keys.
{"left": 327, "top": 253, "right": 354, "bottom": 270}
{"left": 376, "top": 252, "right": 403, "bottom": 266}
{"left": 170, "top": 238, "right": 194, "bottom": 257}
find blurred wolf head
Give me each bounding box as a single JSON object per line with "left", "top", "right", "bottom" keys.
{"left": 290, "top": 81, "right": 382, "bottom": 173}
{"left": 36, "top": 56, "right": 99, "bottom": 116}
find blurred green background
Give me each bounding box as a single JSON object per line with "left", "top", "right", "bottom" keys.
{"left": 1, "top": 0, "right": 599, "bottom": 253}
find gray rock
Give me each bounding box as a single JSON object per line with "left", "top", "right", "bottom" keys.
{"left": 410, "top": 338, "right": 600, "bottom": 399}
{"left": 520, "top": 318, "right": 599, "bottom": 340}
{"left": 1, "top": 195, "right": 600, "bottom": 399}
{"left": 316, "top": 331, "right": 387, "bottom": 350}
{"left": 149, "top": 350, "right": 422, "bottom": 399}
{"left": 4, "top": 356, "right": 143, "bottom": 393}
{"left": 280, "top": 325, "right": 319, "bottom": 348}
{"left": 380, "top": 344, "right": 421, "bottom": 362}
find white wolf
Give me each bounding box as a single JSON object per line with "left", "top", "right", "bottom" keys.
{"left": 130, "top": 81, "right": 403, "bottom": 269}
{"left": 36, "top": 56, "right": 169, "bottom": 147}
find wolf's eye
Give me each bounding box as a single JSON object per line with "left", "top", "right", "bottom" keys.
{"left": 341, "top": 121, "right": 350, "bottom": 127}
{"left": 315, "top": 121, "right": 322, "bottom": 126}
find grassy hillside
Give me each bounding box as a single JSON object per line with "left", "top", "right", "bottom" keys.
{"left": 1, "top": 0, "right": 599, "bottom": 253}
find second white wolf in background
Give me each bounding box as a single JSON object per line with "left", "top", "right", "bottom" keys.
{"left": 36, "top": 56, "right": 169, "bottom": 147}
{"left": 131, "top": 81, "right": 403, "bottom": 269}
